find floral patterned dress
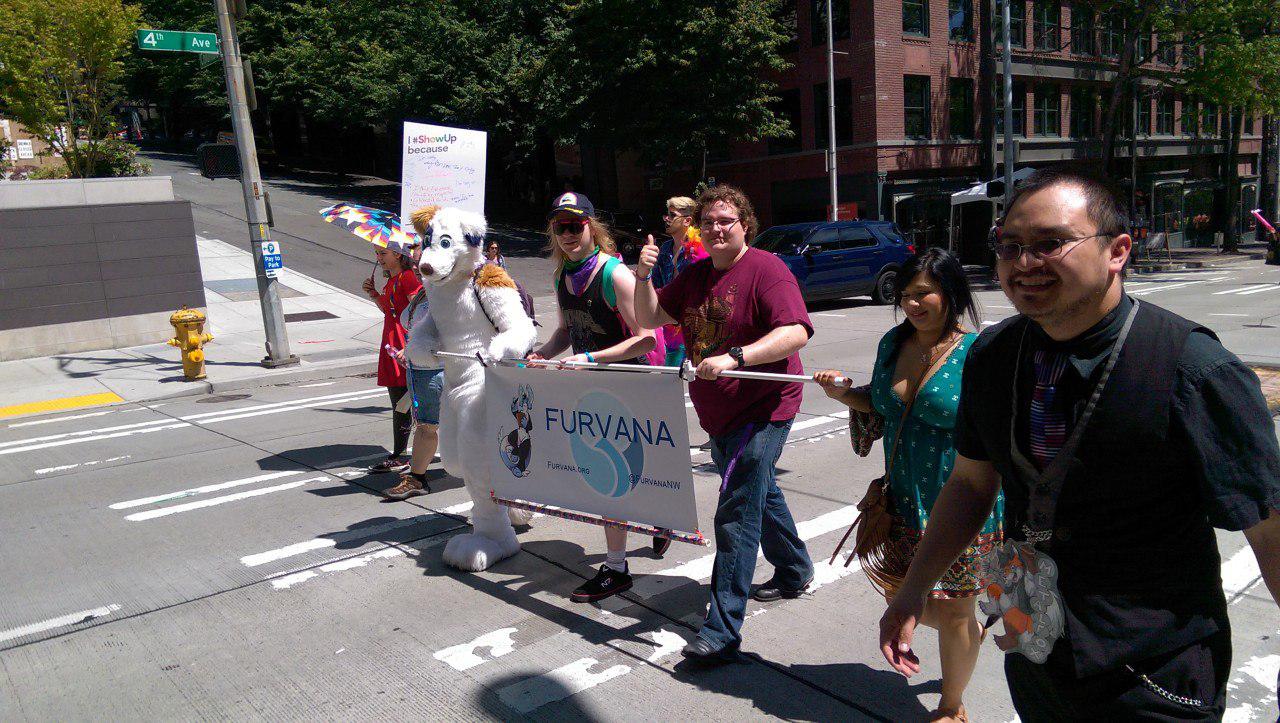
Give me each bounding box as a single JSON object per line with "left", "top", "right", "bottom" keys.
{"left": 870, "top": 326, "right": 1003, "bottom": 599}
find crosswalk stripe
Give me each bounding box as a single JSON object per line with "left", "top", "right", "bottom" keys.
{"left": 0, "top": 604, "right": 122, "bottom": 645}
{"left": 1236, "top": 284, "right": 1280, "bottom": 296}
{"left": 1213, "top": 284, "right": 1272, "bottom": 295}
{"left": 124, "top": 478, "right": 325, "bottom": 521}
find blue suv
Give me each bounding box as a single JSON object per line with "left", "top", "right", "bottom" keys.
{"left": 751, "top": 220, "right": 915, "bottom": 304}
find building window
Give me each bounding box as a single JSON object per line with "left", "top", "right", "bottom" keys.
{"left": 1182, "top": 44, "right": 1198, "bottom": 69}
{"left": 1180, "top": 97, "right": 1197, "bottom": 136}
{"left": 1069, "top": 86, "right": 1096, "bottom": 138}
{"left": 1157, "top": 37, "right": 1177, "bottom": 65}
{"left": 949, "top": 0, "right": 974, "bottom": 41}
{"left": 814, "top": 78, "right": 854, "bottom": 148}
{"left": 904, "top": 0, "right": 928, "bottom": 35}
{"left": 1245, "top": 113, "right": 1256, "bottom": 135}
{"left": 1008, "top": 0, "right": 1026, "bottom": 48}
{"left": 1156, "top": 94, "right": 1174, "bottom": 135}
{"left": 1101, "top": 11, "right": 1123, "bottom": 58}
{"left": 904, "top": 75, "right": 931, "bottom": 139}
{"left": 1033, "top": 85, "right": 1061, "bottom": 136}
{"left": 996, "top": 80, "right": 1026, "bottom": 135}
{"left": 811, "top": 0, "right": 850, "bottom": 45}
{"left": 1202, "top": 103, "right": 1218, "bottom": 137}
{"left": 1136, "top": 94, "right": 1151, "bottom": 136}
{"left": 1033, "top": 0, "right": 1059, "bottom": 51}
{"left": 1070, "top": 3, "right": 1095, "bottom": 55}
{"left": 949, "top": 78, "right": 975, "bottom": 138}
{"left": 1136, "top": 33, "right": 1150, "bottom": 64}
{"left": 769, "top": 89, "right": 803, "bottom": 155}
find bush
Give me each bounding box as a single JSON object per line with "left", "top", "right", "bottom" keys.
{"left": 27, "top": 164, "right": 70, "bottom": 180}
{"left": 90, "top": 138, "right": 151, "bottom": 177}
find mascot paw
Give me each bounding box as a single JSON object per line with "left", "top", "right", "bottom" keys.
{"left": 442, "top": 532, "right": 520, "bottom": 572}
{"left": 507, "top": 506, "right": 535, "bottom": 527}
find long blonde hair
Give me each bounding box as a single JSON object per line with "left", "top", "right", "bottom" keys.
{"left": 545, "top": 216, "right": 617, "bottom": 276}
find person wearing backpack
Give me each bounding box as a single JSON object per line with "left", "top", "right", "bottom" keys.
{"left": 526, "top": 192, "right": 668, "bottom": 602}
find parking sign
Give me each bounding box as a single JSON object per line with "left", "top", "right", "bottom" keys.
{"left": 260, "top": 240, "right": 283, "bottom": 278}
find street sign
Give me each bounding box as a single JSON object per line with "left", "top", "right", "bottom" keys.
{"left": 260, "top": 241, "right": 283, "bottom": 278}
{"left": 137, "top": 29, "right": 219, "bottom": 55}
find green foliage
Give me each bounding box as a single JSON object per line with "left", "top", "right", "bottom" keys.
{"left": 0, "top": 0, "right": 144, "bottom": 177}
{"left": 27, "top": 164, "right": 71, "bottom": 180}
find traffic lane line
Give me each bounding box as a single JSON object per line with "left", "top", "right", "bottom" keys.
{"left": 688, "top": 411, "right": 850, "bottom": 462}
{"left": 0, "top": 392, "right": 125, "bottom": 421}
{"left": 110, "top": 470, "right": 306, "bottom": 509}
{"left": 35, "top": 455, "right": 132, "bottom": 476}
{"left": 0, "top": 604, "right": 122, "bottom": 646}
{"left": 7, "top": 407, "right": 145, "bottom": 429}
{"left": 123, "top": 477, "right": 326, "bottom": 522}
{"left": 0, "top": 389, "right": 383, "bottom": 457}
{"left": 1213, "top": 284, "right": 1274, "bottom": 295}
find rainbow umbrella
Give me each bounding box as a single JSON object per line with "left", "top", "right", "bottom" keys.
{"left": 319, "top": 202, "right": 418, "bottom": 249}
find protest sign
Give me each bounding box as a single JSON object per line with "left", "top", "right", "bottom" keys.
{"left": 400, "top": 121, "right": 486, "bottom": 221}
{"left": 486, "top": 365, "right": 699, "bottom": 535}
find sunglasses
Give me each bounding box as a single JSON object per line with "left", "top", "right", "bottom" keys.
{"left": 554, "top": 220, "right": 588, "bottom": 235}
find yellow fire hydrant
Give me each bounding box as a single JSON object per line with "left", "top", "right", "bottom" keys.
{"left": 166, "top": 306, "right": 214, "bottom": 380}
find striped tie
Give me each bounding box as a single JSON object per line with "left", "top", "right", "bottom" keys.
{"left": 1029, "top": 351, "right": 1069, "bottom": 470}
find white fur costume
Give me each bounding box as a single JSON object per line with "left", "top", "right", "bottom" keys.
{"left": 405, "top": 206, "right": 537, "bottom": 571}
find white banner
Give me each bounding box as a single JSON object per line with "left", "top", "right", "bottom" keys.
{"left": 487, "top": 365, "right": 699, "bottom": 534}
{"left": 401, "top": 121, "right": 486, "bottom": 222}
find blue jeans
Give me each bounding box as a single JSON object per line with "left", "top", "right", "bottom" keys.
{"left": 699, "top": 418, "right": 813, "bottom": 650}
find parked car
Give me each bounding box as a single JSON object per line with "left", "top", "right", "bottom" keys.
{"left": 751, "top": 220, "right": 915, "bottom": 304}
{"left": 598, "top": 209, "right": 655, "bottom": 262}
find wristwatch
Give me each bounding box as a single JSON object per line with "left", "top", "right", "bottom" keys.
{"left": 727, "top": 346, "right": 745, "bottom": 368}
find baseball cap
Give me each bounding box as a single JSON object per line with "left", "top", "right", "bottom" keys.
{"left": 547, "top": 192, "right": 595, "bottom": 220}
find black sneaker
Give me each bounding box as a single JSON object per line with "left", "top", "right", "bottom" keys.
{"left": 369, "top": 455, "right": 409, "bottom": 473}
{"left": 652, "top": 533, "right": 672, "bottom": 557}
{"left": 570, "top": 564, "right": 633, "bottom": 603}
{"left": 750, "top": 575, "right": 813, "bottom": 602}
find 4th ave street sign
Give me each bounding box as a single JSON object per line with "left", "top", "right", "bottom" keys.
{"left": 136, "top": 29, "right": 219, "bottom": 55}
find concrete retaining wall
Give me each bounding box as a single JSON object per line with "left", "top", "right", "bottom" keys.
{"left": 0, "top": 177, "right": 205, "bottom": 361}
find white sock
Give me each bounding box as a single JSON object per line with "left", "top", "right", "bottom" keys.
{"left": 604, "top": 550, "right": 627, "bottom": 573}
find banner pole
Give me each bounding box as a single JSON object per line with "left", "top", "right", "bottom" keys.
{"left": 434, "top": 350, "right": 853, "bottom": 387}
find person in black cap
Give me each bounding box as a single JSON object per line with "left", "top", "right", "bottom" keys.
{"left": 527, "top": 192, "right": 670, "bottom": 603}
{"left": 878, "top": 167, "right": 1280, "bottom": 719}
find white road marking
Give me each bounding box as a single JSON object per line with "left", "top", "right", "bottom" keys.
{"left": 110, "top": 470, "right": 304, "bottom": 509}
{"left": 0, "top": 604, "right": 122, "bottom": 645}
{"left": 298, "top": 381, "right": 338, "bottom": 388}
{"left": 645, "top": 628, "right": 688, "bottom": 662}
{"left": 242, "top": 500, "right": 474, "bottom": 568}
{"left": 34, "top": 455, "right": 131, "bottom": 475}
{"left": 1222, "top": 546, "right": 1262, "bottom": 601}
{"left": 1209, "top": 313, "right": 1251, "bottom": 317}
{"left": 813, "top": 313, "right": 846, "bottom": 318}
{"left": 9, "top": 409, "right": 120, "bottom": 428}
{"left": 434, "top": 628, "right": 519, "bottom": 671}
{"left": 689, "top": 412, "right": 849, "bottom": 460}
{"left": 1129, "top": 276, "right": 1231, "bottom": 295}
{"left": 1213, "top": 284, "right": 1273, "bottom": 295}
{"left": 496, "top": 658, "right": 631, "bottom": 714}
{"left": 272, "top": 548, "right": 407, "bottom": 590}
{"left": 0, "top": 389, "right": 381, "bottom": 457}
{"left": 124, "top": 478, "right": 323, "bottom": 521}
{"left": 1237, "top": 284, "right": 1280, "bottom": 295}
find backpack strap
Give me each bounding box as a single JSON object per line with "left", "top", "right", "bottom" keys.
{"left": 472, "top": 268, "right": 500, "bottom": 332}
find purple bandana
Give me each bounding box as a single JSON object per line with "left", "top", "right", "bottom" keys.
{"left": 564, "top": 249, "right": 601, "bottom": 296}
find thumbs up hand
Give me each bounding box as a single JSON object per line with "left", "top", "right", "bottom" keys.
{"left": 638, "top": 234, "right": 660, "bottom": 277}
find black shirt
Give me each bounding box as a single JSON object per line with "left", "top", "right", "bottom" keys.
{"left": 957, "top": 294, "right": 1280, "bottom": 534}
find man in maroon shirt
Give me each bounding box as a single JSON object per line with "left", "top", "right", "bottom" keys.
{"left": 634, "top": 184, "right": 815, "bottom": 663}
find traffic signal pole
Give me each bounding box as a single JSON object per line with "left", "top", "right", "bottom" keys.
{"left": 213, "top": 0, "right": 296, "bottom": 367}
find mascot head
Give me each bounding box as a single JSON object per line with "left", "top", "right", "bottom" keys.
{"left": 412, "top": 205, "right": 487, "bottom": 284}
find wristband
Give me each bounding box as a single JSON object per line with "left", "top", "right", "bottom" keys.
{"left": 637, "top": 271, "right": 653, "bottom": 282}
{"left": 584, "top": 351, "right": 596, "bottom": 363}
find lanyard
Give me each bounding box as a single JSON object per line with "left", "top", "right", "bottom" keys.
{"left": 1008, "top": 301, "right": 1140, "bottom": 547}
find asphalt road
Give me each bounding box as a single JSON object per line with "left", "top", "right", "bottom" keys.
{"left": 1, "top": 262, "right": 1278, "bottom": 720}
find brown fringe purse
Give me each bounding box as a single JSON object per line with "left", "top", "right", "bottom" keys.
{"left": 830, "top": 335, "right": 963, "bottom": 600}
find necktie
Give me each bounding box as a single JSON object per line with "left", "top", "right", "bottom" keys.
{"left": 1029, "top": 350, "right": 1069, "bottom": 470}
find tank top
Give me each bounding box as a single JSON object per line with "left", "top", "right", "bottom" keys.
{"left": 555, "top": 256, "right": 645, "bottom": 365}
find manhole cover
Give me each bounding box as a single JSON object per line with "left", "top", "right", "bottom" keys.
{"left": 198, "top": 393, "right": 252, "bottom": 404}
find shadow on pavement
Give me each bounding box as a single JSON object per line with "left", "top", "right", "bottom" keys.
{"left": 787, "top": 661, "right": 942, "bottom": 720}
{"left": 472, "top": 671, "right": 602, "bottom": 721}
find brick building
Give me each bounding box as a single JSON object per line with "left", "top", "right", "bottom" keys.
{"left": 602, "top": 0, "right": 1262, "bottom": 263}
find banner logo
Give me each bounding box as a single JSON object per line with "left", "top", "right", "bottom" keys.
{"left": 498, "top": 385, "right": 534, "bottom": 478}
{"left": 546, "top": 391, "right": 675, "bottom": 498}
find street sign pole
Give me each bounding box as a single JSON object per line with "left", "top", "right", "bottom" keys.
{"left": 212, "top": 0, "right": 296, "bottom": 368}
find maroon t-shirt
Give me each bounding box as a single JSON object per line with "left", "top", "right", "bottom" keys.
{"left": 657, "top": 247, "right": 813, "bottom": 437}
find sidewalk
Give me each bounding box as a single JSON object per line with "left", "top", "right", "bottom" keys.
{"left": 0, "top": 236, "right": 383, "bottom": 418}
{"left": 1130, "top": 242, "right": 1270, "bottom": 273}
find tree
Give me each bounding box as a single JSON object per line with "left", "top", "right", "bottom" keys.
{"left": 0, "top": 0, "right": 145, "bottom": 177}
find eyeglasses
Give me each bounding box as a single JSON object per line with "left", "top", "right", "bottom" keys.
{"left": 991, "top": 234, "right": 1113, "bottom": 261}
{"left": 699, "top": 217, "right": 741, "bottom": 232}
{"left": 663, "top": 213, "right": 690, "bottom": 222}
{"left": 554, "top": 220, "right": 588, "bottom": 235}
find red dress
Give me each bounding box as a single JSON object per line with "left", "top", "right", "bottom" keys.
{"left": 375, "top": 268, "right": 422, "bottom": 387}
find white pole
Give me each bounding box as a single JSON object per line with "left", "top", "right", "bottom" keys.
{"left": 435, "top": 351, "right": 854, "bottom": 387}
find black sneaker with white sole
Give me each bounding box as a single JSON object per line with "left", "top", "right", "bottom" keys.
{"left": 368, "top": 456, "right": 410, "bottom": 474}
{"left": 570, "top": 564, "right": 632, "bottom": 603}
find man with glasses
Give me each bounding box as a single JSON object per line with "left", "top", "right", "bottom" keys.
{"left": 879, "top": 168, "right": 1280, "bottom": 718}
{"left": 649, "top": 196, "right": 708, "bottom": 365}
{"left": 634, "top": 184, "right": 816, "bottom": 664}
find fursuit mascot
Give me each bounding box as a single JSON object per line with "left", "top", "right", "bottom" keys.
{"left": 404, "top": 205, "right": 537, "bottom": 571}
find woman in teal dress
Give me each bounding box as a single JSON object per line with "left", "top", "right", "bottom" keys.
{"left": 816, "top": 248, "right": 1002, "bottom": 723}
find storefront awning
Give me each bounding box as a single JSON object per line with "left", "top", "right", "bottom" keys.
{"left": 950, "top": 168, "right": 1036, "bottom": 206}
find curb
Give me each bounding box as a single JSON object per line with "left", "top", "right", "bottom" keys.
{"left": 99, "top": 356, "right": 377, "bottom": 408}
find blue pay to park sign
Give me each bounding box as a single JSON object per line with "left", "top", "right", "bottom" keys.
{"left": 136, "top": 29, "right": 219, "bottom": 55}
{"left": 260, "top": 241, "right": 283, "bottom": 278}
